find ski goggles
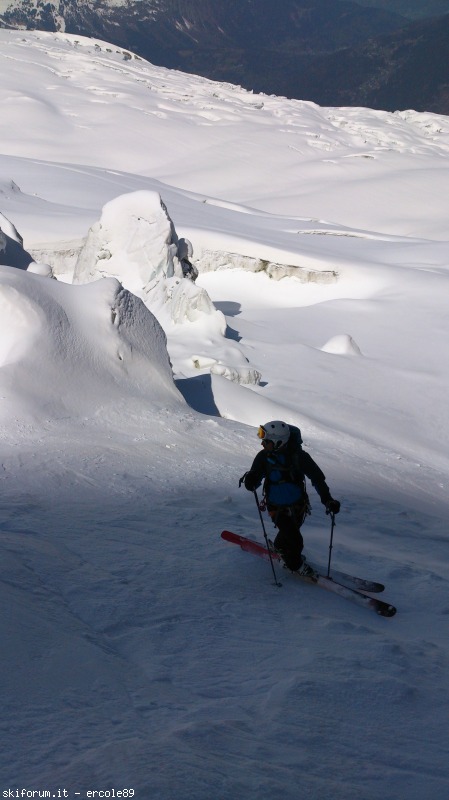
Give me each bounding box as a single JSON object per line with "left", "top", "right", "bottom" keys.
{"left": 257, "top": 426, "right": 273, "bottom": 447}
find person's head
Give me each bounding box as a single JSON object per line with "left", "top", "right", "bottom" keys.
{"left": 257, "top": 421, "right": 290, "bottom": 451}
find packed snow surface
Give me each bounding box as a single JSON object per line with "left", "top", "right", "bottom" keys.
{"left": 0, "top": 30, "right": 448, "bottom": 800}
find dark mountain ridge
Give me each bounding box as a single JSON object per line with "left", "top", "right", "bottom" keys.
{"left": 0, "top": 0, "right": 408, "bottom": 57}
{"left": 1, "top": 0, "right": 448, "bottom": 113}
{"left": 297, "top": 13, "right": 449, "bottom": 113}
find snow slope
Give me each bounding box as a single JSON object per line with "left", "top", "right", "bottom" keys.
{"left": 0, "top": 29, "right": 448, "bottom": 800}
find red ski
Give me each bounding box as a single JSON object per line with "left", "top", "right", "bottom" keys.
{"left": 221, "top": 530, "right": 396, "bottom": 618}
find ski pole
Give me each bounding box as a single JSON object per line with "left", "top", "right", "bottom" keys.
{"left": 326, "top": 511, "right": 336, "bottom": 577}
{"left": 254, "top": 490, "right": 282, "bottom": 587}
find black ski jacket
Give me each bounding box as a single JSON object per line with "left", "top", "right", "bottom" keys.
{"left": 244, "top": 431, "right": 332, "bottom": 508}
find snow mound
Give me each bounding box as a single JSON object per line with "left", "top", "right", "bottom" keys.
{"left": 0, "top": 266, "right": 182, "bottom": 425}
{"left": 27, "top": 261, "right": 54, "bottom": 277}
{"left": 209, "top": 373, "right": 313, "bottom": 432}
{"left": 321, "top": 334, "right": 362, "bottom": 356}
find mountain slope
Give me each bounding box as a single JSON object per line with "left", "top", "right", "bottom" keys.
{"left": 0, "top": 0, "right": 410, "bottom": 105}
{"left": 355, "top": 0, "right": 449, "bottom": 19}
{"left": 0, "top": 0, "right": 408, "bottom": 55}
{"left": 2, "top": 1, "right": 447, "bottom": 113}
{"left": 296, "top": 13, "right": 449, "bottom": 112}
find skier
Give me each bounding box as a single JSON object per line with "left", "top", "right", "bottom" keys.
{"left": 242, "top": 420, "right": 340, "bottom": 575}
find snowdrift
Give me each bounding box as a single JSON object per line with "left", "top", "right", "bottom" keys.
{"left": 0, "top": 265, "right": 182, "bottom": 425}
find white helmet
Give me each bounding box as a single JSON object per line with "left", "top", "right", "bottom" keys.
{"left": 258, "top": 420, "right": 290, "bottom": 450}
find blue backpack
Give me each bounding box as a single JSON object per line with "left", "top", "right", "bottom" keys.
{"left": 264, "top": 425, "right": 306, "bottom": 507}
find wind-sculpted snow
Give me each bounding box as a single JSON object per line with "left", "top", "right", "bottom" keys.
{"left": 73, "top": 188, "right": 259, "bottom": 386}
{"left": 0, "top": 265, "right": 182, "bottom": 424}
{"left": 73, "top": 190, "right": 179, "bottom": 293}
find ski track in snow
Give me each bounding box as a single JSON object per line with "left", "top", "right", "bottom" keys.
{"left": 1, "top": 425, "right": 448, "bottom": 798}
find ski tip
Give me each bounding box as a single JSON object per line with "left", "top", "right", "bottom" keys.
{"left": 378, "top": 604, "right": 397, "bottom": 618}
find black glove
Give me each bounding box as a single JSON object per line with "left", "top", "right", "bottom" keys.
{"left": 326, "top": 498, "right": 341, "bottom": 514}
{"left": 244, "top": 472, "right": 259, "bottom": 492}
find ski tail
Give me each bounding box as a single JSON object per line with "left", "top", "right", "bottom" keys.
{"left": 221, "top": 530, "right": 280, "bottom": 563}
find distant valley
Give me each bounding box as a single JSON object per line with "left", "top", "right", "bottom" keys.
{"left": 1, "top": 0, "right": 449, "bottom": 112}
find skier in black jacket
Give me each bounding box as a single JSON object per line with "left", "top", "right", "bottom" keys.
{"left": 243, "top": 420, "right": 340, "bottom": 574}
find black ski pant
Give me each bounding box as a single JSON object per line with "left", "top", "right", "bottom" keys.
{"left": 270, "top": 503, "right": 307, "bottom": 571}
